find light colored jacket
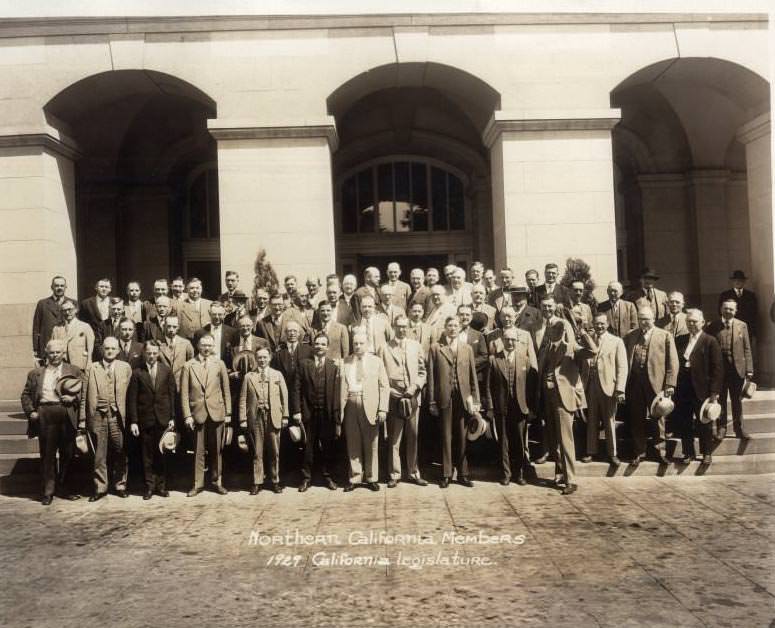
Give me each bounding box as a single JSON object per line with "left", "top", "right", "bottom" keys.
{"left": 339, "top": 354, "right": 390, "bottom": 424}
{"left": 240, "top": 367, "right": 289, "bottom": 429}
{"left": 80, "top": 360, "right": 132, "bottom": 428}
{"left": 51, "top": 319, "right": 94, "bottom": 371}
{"left": 180, "top": 356, "right": 230, "bottom": 423}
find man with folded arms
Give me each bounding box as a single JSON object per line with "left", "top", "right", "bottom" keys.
{"left": 339, "top": 331, "right": 390, "bottom": 492}
{"left": 241, "top": 347, "right": 289, "bottom": 494}
{"left": 378, "top": 316, "right": 427, "bottom": 488}
{"left": 127, "top": 340, "right": 176, "bottom": 499}
{"left": 80, "top": 336, "right": 132, "bottom": 501}
{"left": 21, "top": 339, "right": 82, "bottom": 505}
{"left": 181, "top": 334, "right": 231, "bottom": 496}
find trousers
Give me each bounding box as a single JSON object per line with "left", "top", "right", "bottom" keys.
{"left": 90, "top": 411, "right": 127, "bottom": 494}
{"left": 344, "top": 397, "right": 379, "bottom": 483}
{"left": 387, "top": 396, "right": 421, "bottom": 480}
{"left": 37, "top": 404, "right": 75, "bottom": 497}
{"left": 193, "top": 418, "right": 224, "bottom": 489}
{"left": 251, "top": 409, "right": 280, "bottom": 485}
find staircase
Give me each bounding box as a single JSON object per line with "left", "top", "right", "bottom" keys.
{"left": 2, "top": 392, "right": 774, "bottom": 494}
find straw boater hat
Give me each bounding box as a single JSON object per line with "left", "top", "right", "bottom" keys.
{"left": 288, "top": 422, "right": 306, "bottom": 444}
{"left": 742, "top": 378, "right": 757, "bottom": 399}
{"left": 466, "top": 412, "right": 488, "bottom": 442}
{"left": 159, "top": 425, "right": 179, "bottom": 453}
{"left": 699, "top": 398, "right": 722, "bottom": 424}
{"left": 55, "top": 375, "right": 82, "bottom": 398}
{"left": 649, "top": 393, "right": 675, "bottom": 419}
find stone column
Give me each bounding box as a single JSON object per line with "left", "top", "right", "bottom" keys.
{"left": 485, "top": 110, "right": 620, "bottom": 301}
{"left": 209, "top": 120, "right": 338, "bottom": 293}
{"left": 0, "top": 131, "right": 79, "bottom": 399}
{"left": 736, "top": 113, "right": 773, "bottom": 385}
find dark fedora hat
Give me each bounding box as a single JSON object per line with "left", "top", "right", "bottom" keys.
{"left": 510, "top": 286, "right": 530, "bottom": 295}
{"left": 729, "top": 270, "right": 748, "bottom": 281}
{"left": 640, "top": 267, "right": 660, "bottom": 280}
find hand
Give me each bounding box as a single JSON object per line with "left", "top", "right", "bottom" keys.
{"left": 664, "top": 387, "right": 675, "bottom": 398}
{"left": 78, "top": 420, "right": 86, "bottom": 430}
{"left": 60, "top": 394, "right": 76, "bottom": 404}
{"left": 240, "top": 421, "right": 247, "bottom": 430}
{"left": 710, "top": 394, "right": 719, "bottom": 403}
{"left": 130, "top": 424, "right": 139, "bottom": 437}
{"left": 292, "top": 413, "right": 302, "bottom": 423}
{"left": 185, "top": 417, "right": 194, "bottom": 430}
{"left": 229, "top": 371, "right": 240, "bottom": 380}
{"left": 405, "top": 384, "right": 417, "bottom": 397}
{"left": 746, "top": 372, "right": 754, "bottom": 379}
{"left": 282, "top": 417, "right": 289, "bottom": 428}
{"left": 376, "top": 411, "right": 387, "bottom": 423}
{"left": 29, "top": 412, "right": 39, "bottom": 421}
{"left": 429, "top": 402, "right": 439, "bottom": 417}
{"left": 615, "top": 392, "right": 626, "bottom": 404}
{"left": 335, "top": 423, "right": 342, "bottom": 439}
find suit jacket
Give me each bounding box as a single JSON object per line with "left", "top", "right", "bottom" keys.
{"left": 272, "top": 344, "right": 315, "bottom": 414}
{"left": 338, "top": 353, "right": 390, "bottom": 424}
{"left": 581, "top": 332, "right": 628, "bottom": 398}
{"left": 487, "top": 288, "right": 513, "bottom": 314}
{"left": 657, "top": 311, "right": 689, "bottom": 340}
{"left": 514, "top": 305, "right": 541, "bottom": 331}
{"left": 629, "top": 287, "right": 669, "bottom": 321}
{"left": 79, "top": 296, "right": 110, "bottom": 331}
{"left": 718, "top": 288, "right": 758, "bottom": 337}
{"left": 228, "top": 334, "right": 271, "bottom": 368}
{"left": 408, "top": 286, "right": 432, "bottom": 312}
{"left": 536, "top": 283, "right": 568, "bottom": 306}
{"left": 706, "top": 318, "right": 754, "bottom": 379}
{"left": 51, "top": 319, "right": 94, "bottom": 371}
{"left": 117, "top": 340, "right": 144, "bottom": 367}
{"left": 426, "top": 341, "right": 480, "bottom": 409}
{"left": 485, "top": 329, "right": 537, "bottom": 417}
{"left": 439, "top": 328, "right": 489, "bottom": 383}
{"left": 378, "top": 305, "right": 406, "bottom": 327}
{"left": 445, "top": 285, "right": 473, "bottom": 308}
{"left": 352, "top": 285, "right": 379, "bottom": 321}
{"left": 675, "top": 332, "right": 723, "bottom": 401}
{"left": 96, "top": 317, "right": 129, "bottom": 348}
{"left": 127, "top": 362, "right": 176, "bottom": 427}
{"left": 314, "top": 320, "right": 350, "bottom": 359}
{"left": 536, "top": 319, "right": 593, "bottom": 413}
{"left": 471, "top": 303, "right": 497, "bottom": 331}
{"left": 178, "top": 299, "right": 212, "bottom": 339}
{"left": 21, "top": 362, "right": 82, "bottom": 428}
{"left": 378, "top": 338, "right": 427, "bottom": 399}
{"left": 597, "top": 299, "right": 638, "bottom": 337}
{"left": 255, "top": 316, "right": 284, "bottom": 352}
{"left": 333, "top": 298, "right": 355, "bottom": 327}
{"left": 425, "top": 303, "right": 457, "bottom": 342}
{"left": 142, "top": 316, "right": 167, "bottom": 343}
{"left": 123, "top": 301, "right": 147, "bottom": 339}
{"left": 351, "top": 316, "right": 393, "bottom": 355}
{"left": 406, "top": 320, "right": 433, "bottom": 358}
{"left": 623, "top": 326, "right": 679, "bottom": 395}
{"left": 144, "top": 299, "right": 179, "bottom": 321}
{"left": 80, "top": 360, "right": 133, "bottom": 429}
{"left": 180, "top": 356, "right": 231, "bottom": 423}
{"left": 157, "top": 336, "right": 194, "bottom": 389}
{"left": 240, "top": 367, "right": 289, "bottom": 430}
{"left": 32, "top": 296, "right": 76, "bottom": 358}
{"left": 193, "top": 324, "right": 238, "bottom": 367}
{"left": 385, "top": 280, "right": 412, "bottom": 311}
{"left": 292, "top": 357, "right": 341, "bottom": 436}
{"left": 567, "top": 302, "right": 594, "bottom": 330}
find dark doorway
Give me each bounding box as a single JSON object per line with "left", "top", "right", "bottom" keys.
{"left": 357, "top": 254, "right": 448, "bottom": 281}
{"left": 185, "top": 260, "right": 222, "bottom": 301}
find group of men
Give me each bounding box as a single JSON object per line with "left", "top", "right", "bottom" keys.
{"left": 23, "top": 261, "right": 758, "bottom": 504}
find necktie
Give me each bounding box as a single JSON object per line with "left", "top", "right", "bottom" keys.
{"left": 356, "top": 357, "right": 364, "bottom": 383}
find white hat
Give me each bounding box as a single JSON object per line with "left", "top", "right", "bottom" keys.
{"left": 699, "top": 398, "right": 722, "bottom": 424}
{"left": 466, "top": 413, "right": 488, "bottom": 441}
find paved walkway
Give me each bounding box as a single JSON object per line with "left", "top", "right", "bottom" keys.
{"left": 1, "top": 475, "right": 773, "bottom": 627}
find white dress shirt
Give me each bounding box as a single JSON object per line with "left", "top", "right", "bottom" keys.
{"left": 41, "top": 364, "right": 63, "bottom": 403}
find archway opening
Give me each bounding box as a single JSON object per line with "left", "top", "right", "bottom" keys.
{"left": 327, "top": 62, "right": 500, "bottom": 278}
{"left": 45, "top": 70, "right": 221, "bottom": 300}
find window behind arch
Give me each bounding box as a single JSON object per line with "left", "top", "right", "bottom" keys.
{"left": 341, "top": 160, "right": 465, "bottom": 234}
{"left": 188, "top": 168, "right": 220, "bottom": 239}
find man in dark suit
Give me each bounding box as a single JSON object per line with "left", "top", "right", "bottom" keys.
{"left": 657, "top": 291, "right": 689, "bottom": 340}
{"left": 536, "top": 263, "right": 568, "bottom": 307}
{"left": 674, "top": 309, "right": 723, "bottom": 465}
{"left": 292, "top": 334, "right": 341, "bottom": 491}
{"left": 97, "top": 298, "right": 132, "bottom": 352}
{"left": 706, "top": 300, "right": 754, "bottom": 440}
{"left": 255, "top": 294, "right": 286, "bottom": 352}
{"left": 20, "top": 339, "right": 82, "bottom": 504}
{"left": 79, "top": 278, "right": 113, "bottom": 332}
{"left": 142, "top": 296, "right": 173, "bottom": 343}
{"left": 116, "top": 319, "right": 144, "bottom": 367}
{"left": 193, "top": 302, "right": 238, "bottom": 368}
{"left": 323, "top": 283, "right": 354, "bottom": 327}
{"left": 127, "top": 340, "right": 176, "bottom": 499}
{"left": 486, "top": 327, "right": 537, "bottom": 485}
{"left": 352, "top": 266, "right": 381, "bottom": 323}
{"left": 227, "top": 315, "right": 271, "bottom": 420}
{"left": 446, "top": 305, "right": 488, "bottom": 395}
{"left": 628, "top": 268, "right": 669, "bottom": 321}
{"left": 718, "top": 270, "right": 758, "bottom": 339}
{"left": 407, "top": 302, "right": 433, "bottom": 359}
{"left": 124, "top": 281, "right": 147, "bottom": 340}
{"left": 487, "top": 268, "right": 515, "bottom": 317}
{"left": 32, "top": 275, "right": 77, "bottom": 365}
{"left": 427, "top": 316, "right": 480, "bottom": 488}
{"left": 272, "top": 321, "right": 314, "bottom": 409}
{"left": 597, "top": 281, "right": 638, "bottom": 338}
{"left": 525, "top": 269, "right": 541, "bottom": 309}
{"left": 313, "top": 301, "right": 350, "bottom": 359}
{"left": 408, "top": 268, "right": 431, "bottom": 311}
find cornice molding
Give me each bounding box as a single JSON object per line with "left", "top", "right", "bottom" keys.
{"left": 208, "top": 120, "right": 339, "bottom": 151}
{"left": 0, "top": 132, "right": 80, "bottom": 160}
{"left": 736, "top": 113, "right": 770, "bottom": 145}
{"left": 482, "top": 109, "right": 621, "bottom": 147}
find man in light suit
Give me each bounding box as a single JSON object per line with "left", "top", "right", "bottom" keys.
{"left": 351, "top": 295, "right": 393, "bottom": 355}
{"left": 51, "top": 300, "right": 94, "bottom": 371}
{"left": 597, "top": 281, "right": 638, "bottom": 338}
{"left": 487, "top": 268, "right": 515, "bottom": 317}
{"left": 628, "top": 268, "right": 669, "bottom": 321}
{"left": 339, "top": 331, "right": 390, "bottom": 491}
{"left": 127, "top": 341, "right": 176, "bottom": 499}
{"left": 567, "top": 281, "right": 594, "bottom": 331}
{"left": 178, "top": 278, "right": 211, "bottom": 340}
{"left": 407, "top": 302, "right": 433, "bottom": 359}
{"left": 718, "top": 270, "right": 758, "bottom": 339}
{"left": 378, "top": 316, "right": 427, "bottom": 487}
{"left": 408, "top": 268, "right": 431, "bottom": 311}
{"left": 313, "top": 301, "right": 349, "bottom": 359}
{"left": 427, "top": 316, "right": 480, "bottom": 488}
{"left": 673, "top": 309, "right": 723, "bottom": 465}
{"left": 535, "top": 297, "right": 596, "bottom": 494}
{"left": 623, "top": 306, "right": 678, "bottom": 465}
{"left": 80, "top": 336, "right": 132, "bottom": 501}
{"left": 425, "top": 286, "right": 457, "bottom": 342}
{"left": 446, "top": 267, "right": 472, "bottom": 308}
{"left": 21, "top": 339, "right": 82, "bottom": 504}
{"left": 32, "top": 275, "right": 77, "bottom": 365}
{"left": 240, "top": 347, "right": 289, "bottom": 494}
{"left": 486, "top": 327, "right": 537, "bottom": 486}
{"left": 707, "top": 299, "right": 754, "bottom": 440}
{"left": 512, "top": 287, "right": 541, "bottom": 331}
{"left": 385, "top": 262, "right": 412, "bottom": 312}
{"left": 657, "top": 291, "right": 689, "bottom": 340}
{"left": 292, "top": 334, "right": 341, "bottom": 492}
{"left": 581, "top": 313, "right": 628, "bottom": 465}
{"left": 325, "top": 283, "right": 354, "bottom": 328}
{"left": 471, "top": 284, "right": 497, "bottom": 331}
{"left": 181, "top": 334, "right": 231, "bottom": 496}
{"left": 157, "top": 316, "right": 194, "bottom": 391}
{"left": 79, "top": 278, "right": 112, "bottom": 333}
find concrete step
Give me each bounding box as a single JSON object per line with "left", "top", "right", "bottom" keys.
{"left": 0, "top": 435, "right": 38, "bottom": 454}
{"left": 0, "top": 413, "right": 28, "bottom": 435}
{"left": 662, "top": 433, "right": 775, "bottom": 458}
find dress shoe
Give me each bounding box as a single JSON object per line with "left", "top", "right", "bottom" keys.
{"left": 157, "top": 489, "right": 170, "bottom": 498}
{"left": 367, "top": 482, "right": 380, "bottom": 492}
{"left": 298, "top": 480, "right": 310, "bottom": 493}
{"left": 343, "top": 483, "right": 356, "bottom": 492}
{"left": 386, "top": 479, "right": 398, "bottom": 489}
{"left": 41, "top": 495, "right": 53, "bottom": 506}
{"left": 534, "top": 454, "right": 548, "bottom": 465}
{"left": 610, "top": 456, "right": 621, "bottom": 467}
{"left": 515, "top": 474, "right": 527, "bottom": 486}
{"left": 676, "top": 455, "right": 692, "bottom": 465}
{"left": 656, "top": 454, "right": 670, "bottom": 465}
{"left": 249, "top": 484, "right": 261, "bottom": 495}
{"left": 325, "top": 479, "right": 338, "bottom": 491}
{"left": 715, "top": 427, "right": 727, "bottom": 441}
{"left": 213, "top": 485, "right": 228, "bottom": 495}
{"left": 439, "top": 477, "right": 450, "bottom": 489}
{"left": 499, "top": 477, "right": 510, "bottom": 486}
{"left": 272, "top": 484, "right": 283, "bottom": 494}
{"left": 702, "top": 454, "right": 713, "bottom": 465}
{"left": 735, "top": 430, "right": 751, "bottom": 440}
{"left": 580, "top": 455, "right": 592, "bottom": 463}
{"left": 115, "top": 489, "right": 129, "bottom": 498}
{"left": 89, "top": 492, "right": 107, "bottom": 502}
{"left": 561, "top": 484, "right": 578, "bottom": 496}
{"left": 411, "top": 477, "right": 428, "bottom": 487}
{"left": 459, "top": 477, "right": 474, "bottom": 488}
{"left": 630, "top": 455, "right": 642, "bottom": 467}
{"left": 56, "top": 492, "right": 80, "bottom": 501}
{"left": 187, "top": 487, "right": 203, "bottom": 497}
{"left": 143, "top": 490, "right": 153, "bottom": 500}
